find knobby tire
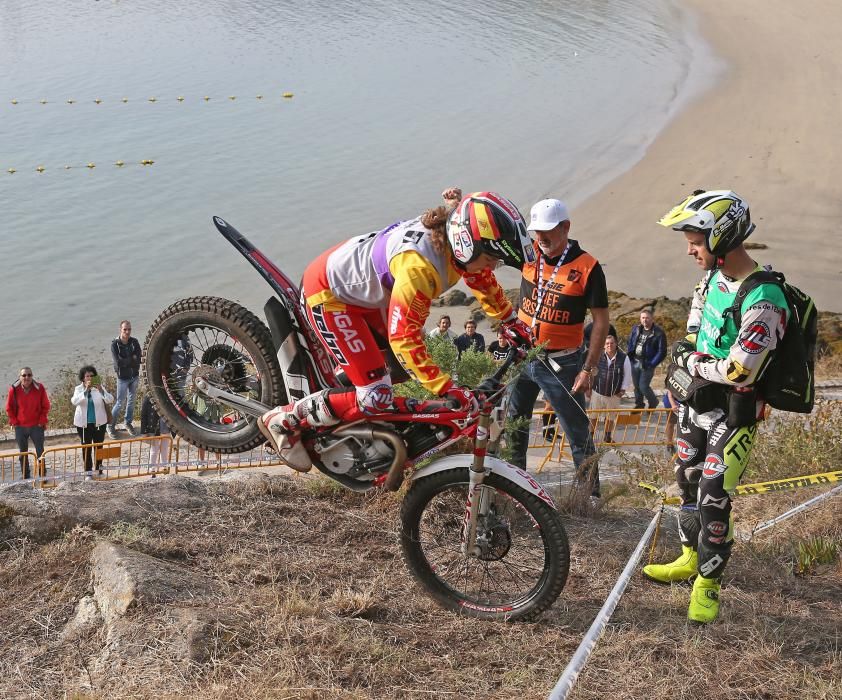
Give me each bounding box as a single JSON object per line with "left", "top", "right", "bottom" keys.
{"left": 401, "top": 468, "right": 569, "bottom": 622}
{"left": 142, "top": 296, "right": 285, "bottom": 453}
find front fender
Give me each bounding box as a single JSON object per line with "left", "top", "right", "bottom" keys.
{"left": 409, "top": 455, "right": 556, "bottom": 510}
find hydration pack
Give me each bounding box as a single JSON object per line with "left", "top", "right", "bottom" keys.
{"left": 722, "top": 270, "right": 817, "bottom": 413}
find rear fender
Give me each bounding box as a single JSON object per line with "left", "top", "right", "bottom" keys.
{"left": 213, "top": 215, "right": 337, "bottom": 396}
{"left": 409, "top": 455, "right": 556, "bottom": 510}
{"left": 264, "top": 297, "right": 336, "bottom": 401}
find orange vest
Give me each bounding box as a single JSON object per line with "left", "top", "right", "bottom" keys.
{"left": 517, "top": 250, "right": 599, "bottom": 351}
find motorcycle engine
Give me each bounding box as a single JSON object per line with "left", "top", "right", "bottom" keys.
{"left": 313, "top": 422, "right": 455, "bottom": 479}
{"left": 314, "top": 431, "right": 396, "bottom": 478}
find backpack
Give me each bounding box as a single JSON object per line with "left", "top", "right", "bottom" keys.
{"left": 721, "top": 270, "right": 817, "bottom": 413}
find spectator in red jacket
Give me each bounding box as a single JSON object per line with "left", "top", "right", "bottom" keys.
{"left": 5, "top": 367, "right": 51, "bottom": 480}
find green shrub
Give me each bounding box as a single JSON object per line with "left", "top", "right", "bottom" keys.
{"left": 794, "top": 534, "right": 840, "bottom": 574}
{"left": 394, "top": 337, "right": 497, "bottom": 400}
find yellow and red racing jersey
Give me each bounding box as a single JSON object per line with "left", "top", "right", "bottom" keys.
{"left": 309, "top": 217, "right": 513, "bottom": 395}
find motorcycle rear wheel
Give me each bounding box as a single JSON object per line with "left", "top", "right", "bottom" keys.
{"left": 143, "top": 296, "right": 285, "bottom": 453}
{"left": 400, "top": 468, "right": 569, "bottom": 622}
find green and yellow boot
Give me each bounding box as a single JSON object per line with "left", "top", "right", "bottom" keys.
{"left": 688, "top": 575, "right": 721, "bottom": 624}
{"left": 642, "top": 545, "right": 698, "bottom": 584}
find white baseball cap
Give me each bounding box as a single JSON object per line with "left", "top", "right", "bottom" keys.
{"left": 528, "top": 198, "right": 570, "bottom": 232}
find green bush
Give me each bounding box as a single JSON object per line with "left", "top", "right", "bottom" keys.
{"left": 394, "top": 337, "right": 498, "bottom": 400}
{"left": 794, "top": 534, "right": 840, "bottom": 575}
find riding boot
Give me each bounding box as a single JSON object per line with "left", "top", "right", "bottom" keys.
{"left": 688, "top": 575, "right": 721, "bottom": 624}
{"left": 260, "top": 390, "right": 340, "bottom": 472}
{"left": 641, "top": 545, "right": 698, "bottom": 584}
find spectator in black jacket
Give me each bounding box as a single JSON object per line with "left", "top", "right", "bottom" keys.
{"left": 108, "top": 320, "right": 142, "bottom": 438}
{"left": 626, "top": 309, "right": 667, "bottom": 409}
{"left": 140, "top": 395, "right": 170, "bottom": 466}
{"left": 454, "top": 319, "right": 485, "bottom": 356}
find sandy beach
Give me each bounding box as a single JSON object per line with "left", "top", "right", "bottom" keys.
{"left": 434, "top": 0, "right": 842, "bottom": 339}
{"left": 569, "top": 0, "right": 842, "bottom": 312}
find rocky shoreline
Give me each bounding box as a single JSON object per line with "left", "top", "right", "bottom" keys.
{"left": 433, "top": 288, "right": 842, "bottom": 356}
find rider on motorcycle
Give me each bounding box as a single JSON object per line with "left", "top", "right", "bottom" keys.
{"left": 259, "top": 189, "right": 535, "bottom": 470}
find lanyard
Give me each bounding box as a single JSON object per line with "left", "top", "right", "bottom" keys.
{"left": 531, "top": 242, "right": 571, "bottom": 330}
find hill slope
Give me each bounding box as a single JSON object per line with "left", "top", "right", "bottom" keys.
{"left": 0, "top": 471, "right": 839, "bottom": 699}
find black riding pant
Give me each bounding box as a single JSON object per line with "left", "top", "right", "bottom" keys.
{"left": 673, "top": 404, "right": 757, "bottom": 579}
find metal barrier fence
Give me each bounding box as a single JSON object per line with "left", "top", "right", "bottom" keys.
{"left": 167, "top": 436, "right": 286, "bottom": 474}
{"left": 0, "top": 450, "right": 39, "bottom": 483}
{"left": 1, "top": 408, "right": 675, "bottom": 487}
{"left": 530, "top": 407, "right": 674, "bottom": 472}
{"left": 38, "top": 435, "right": 174, "bottom": 485}
{"left": 22, "top": 436, "right": 287, "bottom": 487}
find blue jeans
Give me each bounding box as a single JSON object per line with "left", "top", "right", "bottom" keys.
{"left": 507, "top": 351, "right": 600, "bottom": 496}
{"left": 631, "top": 361, "right": 658, "bottom": 409}
{"left": 112, "top": 376, "right": 139, "bottom": 427}
{"left": 14, "top": 425, "right": 45, "bottom": 479}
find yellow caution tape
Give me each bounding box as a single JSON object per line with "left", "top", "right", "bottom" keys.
{"left": 638, "top": 482, "right": 665, "bottom": 497}
{"left": 733, "top": 470, "right": 842, "bottom": 496}
{"left": 639, "top": 469, "right": 842, "bottom": 504}
{"left": 8, "top": 93, "right": 294, "bottom": 106}
{"left": 638, "top": 482, "right": 681, "bottom": 505}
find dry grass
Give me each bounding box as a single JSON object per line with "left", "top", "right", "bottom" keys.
{"left": 815, "top": 351, "right": 842, "bottom": 381}
{"left": 0, "top": 458, "right": 838, "bottom": 700}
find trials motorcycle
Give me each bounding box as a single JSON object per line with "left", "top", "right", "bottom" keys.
{"left": 142, "top": 216, "right": 569, "bottom": 621}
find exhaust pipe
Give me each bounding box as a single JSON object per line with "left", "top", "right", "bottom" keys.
{"left": 334, "top": 424, "right": 408, "bottom": 491}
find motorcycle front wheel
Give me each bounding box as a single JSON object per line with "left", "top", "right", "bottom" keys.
{"left": 400, "top": 468, "right": 569, "bottom": 622}
{"left": 143, "top": 296, "right": 286, "bottom": 453}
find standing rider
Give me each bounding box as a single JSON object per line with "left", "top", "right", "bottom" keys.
{"left": 260, "top": 189, "right": 534, "bottom": 470}
{"left": 644, "top": 189, "right": 790, "bottom": 624}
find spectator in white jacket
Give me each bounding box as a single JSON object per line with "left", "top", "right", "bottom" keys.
{"left": 71, "top": 365, "right": 114, "bottom": 479}
{"left": 427, "top": 314, "right": 457, "bottom": 342}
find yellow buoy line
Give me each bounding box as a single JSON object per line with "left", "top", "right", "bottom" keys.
{"left": 7, "top": 93, "right": 294, "bottom": 106}
{"left": 5, "top": 160, "right": 156, "bottom": 175}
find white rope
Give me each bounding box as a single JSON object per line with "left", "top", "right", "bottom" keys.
{"left": 658, "top": 486, "right": 841, "bottom": 542}
{"left": 547, "top": 510, "right": 661, "bottom": 700}
{"left": 745, "top": 483, "right": 842, "bottom": 540}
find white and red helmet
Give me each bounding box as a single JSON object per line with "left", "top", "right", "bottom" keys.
{"left": 447, "top": 192, "right": 535, "bottom": 269}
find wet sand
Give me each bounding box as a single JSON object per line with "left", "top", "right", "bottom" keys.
{"left": 569, "top": 0, "right": 842, "bottom": 311}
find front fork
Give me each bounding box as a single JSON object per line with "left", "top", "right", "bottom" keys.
{"left": 462, "top": 409, "right": 493, "bottom": 556}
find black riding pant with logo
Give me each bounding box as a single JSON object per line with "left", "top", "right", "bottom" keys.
{"left": 673, "top": 404, "right": 757, "bottom": 579}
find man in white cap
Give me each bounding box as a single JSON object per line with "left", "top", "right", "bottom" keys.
{"left": 507, "top": 198, "right": 610, "bottom": 501}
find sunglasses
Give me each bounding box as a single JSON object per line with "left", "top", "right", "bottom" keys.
{"left": 20, "top": 373, "right": 32, "bottom": 377}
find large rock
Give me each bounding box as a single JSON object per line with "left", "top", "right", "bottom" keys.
{"left": 60, "top": 540, "right": 222, "bottom": 682}
{"left": 91, "top": 541, "right": 216, "bottom": 625}
{"left": 431, "top": 288, "right": 469, "bottom": 307}
{"left": 60, "top": 594, "right": 102, "bottom": 641}
{"left": 0, "top": 475, "right": 210, "bottom": 541}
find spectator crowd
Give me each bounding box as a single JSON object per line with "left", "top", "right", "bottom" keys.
{"left": 4, "top": 319, "right": 151, "bottom": 481}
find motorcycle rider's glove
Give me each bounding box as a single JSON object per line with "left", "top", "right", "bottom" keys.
{"left": 671, "top": 339, "right": 710, "bottom": 376}
{"left": 501, "top": 317, "right": 533, "bottom": 358}
{"left": 442, "top": 384, "right": 480, "bottom": 414}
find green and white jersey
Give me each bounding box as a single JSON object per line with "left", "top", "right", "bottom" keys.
{"left": 687, "top": 267, "right": 789, "bottom": 386}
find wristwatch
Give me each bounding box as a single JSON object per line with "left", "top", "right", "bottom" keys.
{"left": 581, "top": 364, "right": 595, "bottom": 375}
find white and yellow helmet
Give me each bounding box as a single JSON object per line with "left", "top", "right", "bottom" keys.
{"left": 658, "top": 189, "right": 755, "bottom": 257}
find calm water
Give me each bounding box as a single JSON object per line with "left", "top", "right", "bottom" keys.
{"left": 0, "top": 0, "right": 713, "bottom": 384}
